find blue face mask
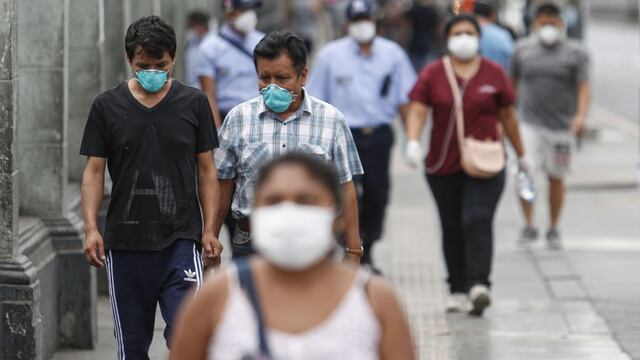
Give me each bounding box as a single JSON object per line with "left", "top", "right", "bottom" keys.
{"left": 135, "top": 69, "right": 168, "bottom": 93}
{"left": 260, "top": 84, "right": 296, "bottom": 113}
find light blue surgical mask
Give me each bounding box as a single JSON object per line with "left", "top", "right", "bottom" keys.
{"left": 260, "top": 84, "right": 296, "bottom": 113}
{"left": 135, "top": 69, "right": 168, "bottom": 93}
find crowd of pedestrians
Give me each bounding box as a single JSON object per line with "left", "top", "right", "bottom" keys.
{"left": 79, "top": 0, "right": 590, "bottom": 358}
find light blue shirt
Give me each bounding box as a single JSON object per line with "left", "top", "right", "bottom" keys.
{"left": 480, "top": 23, "right": 514, "bottom": 70}
{"left": 307, "top": 37, "right": 417, "bottom": 129}
{"left": 185, "top": 34, "right": 207, "bottom": 89}
{"left": 194, "top": 24, "right": 264, "bottom": 112}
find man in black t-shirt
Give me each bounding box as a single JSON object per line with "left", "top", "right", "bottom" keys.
{"left": 80, "top": 16, "right": 221, "bottom": 358}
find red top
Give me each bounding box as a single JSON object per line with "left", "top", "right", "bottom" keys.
{"left": 409, "top": 58, "right": 515, "bottom": 176}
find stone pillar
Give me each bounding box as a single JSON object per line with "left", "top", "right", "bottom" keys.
{"left": 101, "top": 0, "right": 126, "bottom": 90}
{"left": 0, "top": 0, "right": 43, "bottom": 359}
{"left": 16, "top": 0, "right": 68, "bottom": 217}
{"left": 17, "top": 0, "right": 95, "bottom": 350}
{"left": 67, "top": 0, "right": 102, "bottom": 182}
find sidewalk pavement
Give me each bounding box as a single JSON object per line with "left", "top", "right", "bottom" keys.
{"left": 54, "top": 109, "right": 638, "bottom": 360}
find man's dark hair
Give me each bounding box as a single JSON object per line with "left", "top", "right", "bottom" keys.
{"left": 125, "top": 16, "right": 177, "bottom": 61}
{"left": 187, "top": 11, "right": 210, "bottom": 27}
{"left": 253, "top": 31, "right": 307, "bottom": 75}
{"left": 444, "top": 13, "right": 482, "bottom": 38}
{"left": 256, "top": 152, "right": 344, "bottom": 211}
{"left": 473, "top": 0, "right": 495, "bottom": 18}
{"left": 535, "top": 2, "right": 562, "bottom": 18}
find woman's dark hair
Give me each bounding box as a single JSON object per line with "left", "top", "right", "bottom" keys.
{"left": 443, "top": 13, "right": 482, "bottom": 38}
{"left": 256, "top": 152, "right": 343, "bottom": 211}
{"left": 187, "top": 11, "right": 210, "bottom": 27}
{"left": 253, "top": 31, "right": 307, "bottom": 75}
{"left": 535, "top": 2, "right": 562, "bottom": 18}
{"left": 125, "top": 16, "right": 177, "bottom": 61}
{"left": 473, "top": 0, "right": 495, "bottom": 18}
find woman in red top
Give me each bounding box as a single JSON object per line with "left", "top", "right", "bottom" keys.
{"left": 405, "top": 13, "right": 526, "bottom": 316}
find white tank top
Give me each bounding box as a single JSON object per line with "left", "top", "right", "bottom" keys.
{"left": 208, "top": 266, "right": 382, "bottom": 360}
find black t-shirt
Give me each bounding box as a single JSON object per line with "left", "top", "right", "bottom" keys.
{"left": 80, "top": 80, "right": 218, "bottom": 251}
{"left": 405, "top": 5, "right": 440, "bottom": 54}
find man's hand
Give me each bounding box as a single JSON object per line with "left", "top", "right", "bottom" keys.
{"left": 201, "top": 232, "right": 223, "bottom": 269}
{"left": 570, "top": 114, "right": 587, "bottom": 136}
{"left": 84, "top": 230, "right": 105, "bottom": 268}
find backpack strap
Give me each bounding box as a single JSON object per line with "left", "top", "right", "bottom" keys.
{"left": 236, "top": 259, "right": 271, "bottom": 358}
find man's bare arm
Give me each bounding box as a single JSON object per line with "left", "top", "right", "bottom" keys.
{"left": 571, "top": 81, "right": 591, "bottom": 135}
{"left": 199, "top": 75, "right": 223, "bottom": 128}
{"left": 215, "top": 179, "right": 235, "bottom": 237}
{"left": 81, "top": 157, "right": 106, "bottom": 268}
{"left": 197, "top": 151, "right": 223, "bottom": 267}
{"left": 499, "top": 106, "right": 525, "bottom": 158}
{"left": 342, "top": 181, "right": 361, "bottom": 263}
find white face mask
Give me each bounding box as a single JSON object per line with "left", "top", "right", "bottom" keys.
{"left": 349, "top": 20, "right": 376, "bottom": 44}
{"left": 448, "top": 34, "right": 479, "bottom": 61}
{"left": 537, "top": 24, "right": 561, "bottom": 46}
{"left": 233, "top": 9, "right": 257, "bottom": 34}
{"left": 251, "top": 203, "right": 336, "bottom": 271}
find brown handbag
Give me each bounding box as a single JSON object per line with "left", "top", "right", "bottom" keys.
{"left": 443, "top": 56, "right": 505, "bottom": 178}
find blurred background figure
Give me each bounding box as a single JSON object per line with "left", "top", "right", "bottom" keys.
{"left": 473, "top": 0, "right": 514, "bottom": 70}
{"left": 171, "top": 153, "right": 415, "bottom": 360}
{"left": 195, "top": 0, "right": 265, "bottom": 129}
{"left": 512, "top": 1, "right": 591, "bottom": 250}
{"left": 307, "top": 0, "right": 416, "bottom": 272}
{"left": 523, "top": 0, "right": 586, "bottom": 39}
{"left": 285, "top": 0, "right": 324, "bottom": 53}
{"left": 324, "top": 0, "right": 350, "bottom": 39}
{"left": 376, "top": 0, "right": 407, "bottom": 45}
{"left": 404, "top": 0, "right": 442, "bottom": 72}
{"left": 405, "top": 13, "right": 526, "bottom": 316}
{"left": 185, "top": 10, "right": 211, "bottom": 89}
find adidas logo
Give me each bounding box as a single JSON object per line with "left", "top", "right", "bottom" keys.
{"left": 183, "top": 269, "right": 197, "bottom": 283}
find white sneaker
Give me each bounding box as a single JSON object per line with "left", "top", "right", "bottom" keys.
{"left": 445, "top": 293, "right": 470, "bottom": 313}
{"left": 468, "top": 285, "right": 491, "bottom": 316}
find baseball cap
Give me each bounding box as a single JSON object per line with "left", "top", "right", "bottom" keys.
{"left": 346, "top": 0, "right": 374, "bottom": 21}
{"left": 221, "top": 0, "right": 262, "bottom": 12}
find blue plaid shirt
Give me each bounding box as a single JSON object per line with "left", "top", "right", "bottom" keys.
{"left": 215, "top": 89, "right": 364, "bottom": 218}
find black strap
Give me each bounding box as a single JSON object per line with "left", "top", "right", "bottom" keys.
{"left": 218, "top": 31, "right": 254, "bottom": 59}
{"left": 236, "top": 259, "right": 271, "bottom": 358}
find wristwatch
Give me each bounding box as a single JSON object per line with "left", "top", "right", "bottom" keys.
{"left": 344, "top": 245, "right": 364, "bottom": 257}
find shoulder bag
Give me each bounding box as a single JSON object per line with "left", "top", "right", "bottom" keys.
{"left": 442, "top": 56, "right": 505, "bottom": 178}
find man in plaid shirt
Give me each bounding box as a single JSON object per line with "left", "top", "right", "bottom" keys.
{"left": 214, "top": 31, "right": 364, "bottom": 264}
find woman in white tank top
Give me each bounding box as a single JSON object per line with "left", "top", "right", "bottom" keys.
{"left": 171, "top": 153, "right": 415, "bottom": 360}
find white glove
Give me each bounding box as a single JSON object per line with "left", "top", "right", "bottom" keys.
{"left": 518, "top": 156, "right": 532, "bottom": 174}
{"left": 406, "top": 140, "right": 423, "bottom": 168}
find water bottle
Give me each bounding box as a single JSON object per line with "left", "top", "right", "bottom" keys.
{"left": 516, "top": 170, "right": 536, "bottom": 203}
{"left": 636, "top": 160, "right": 640, "bottom": 193}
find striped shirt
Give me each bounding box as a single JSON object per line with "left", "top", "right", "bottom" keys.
{"left": 215, "top": 89, "right": 364, "bottom": 218}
